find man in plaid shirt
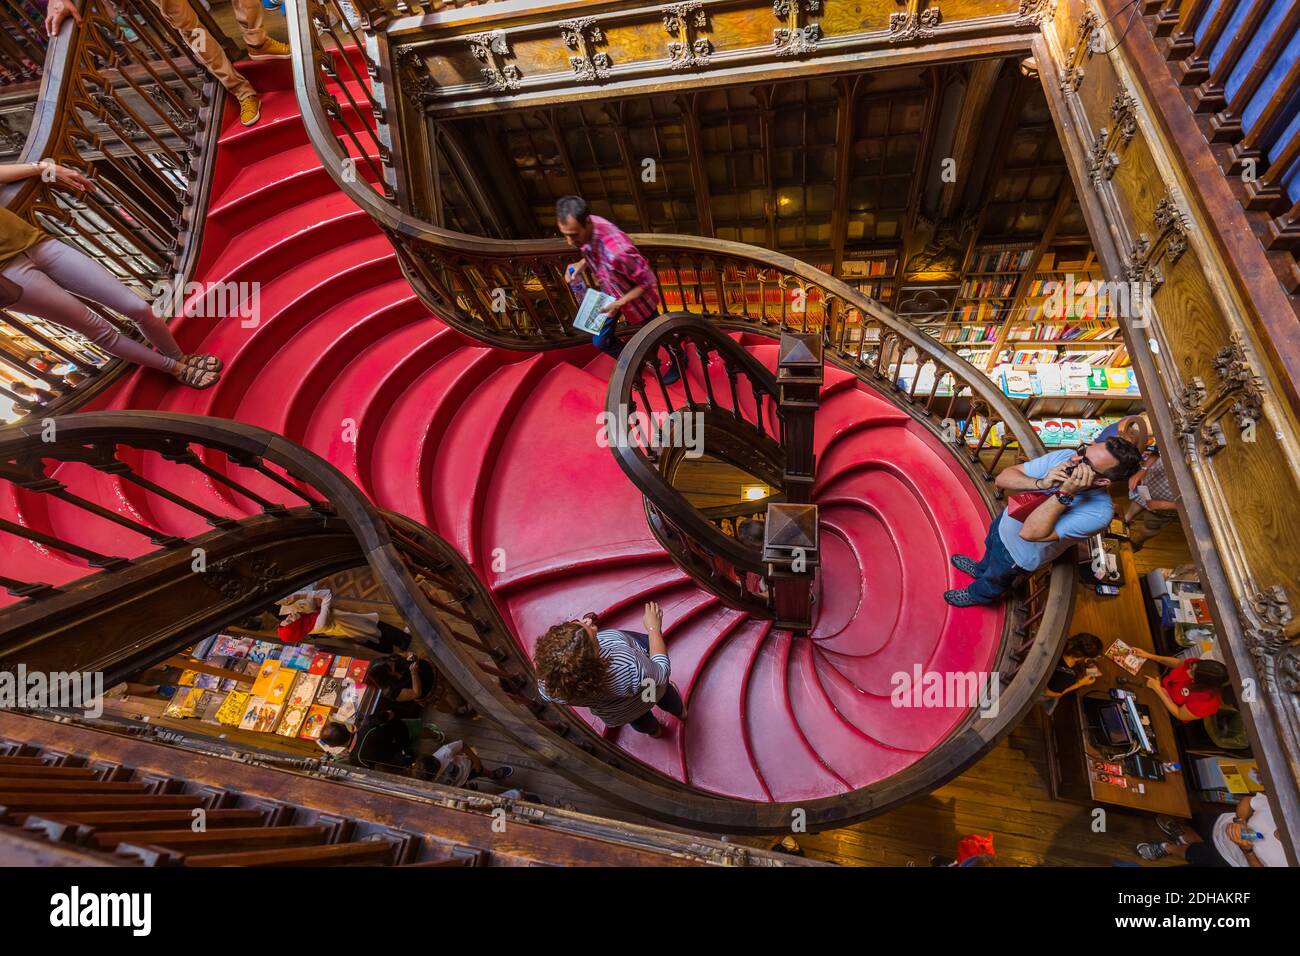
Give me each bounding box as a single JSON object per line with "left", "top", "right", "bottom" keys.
{"left": 558, "top": 196, "right": 681, "bottom": 384}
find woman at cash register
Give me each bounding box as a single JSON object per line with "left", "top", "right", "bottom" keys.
{"left": 1130, "top": 649, "right": 1228, "bottom": 722}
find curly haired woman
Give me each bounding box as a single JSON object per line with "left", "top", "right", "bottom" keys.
{"left": 534, "top": 601, "right": 687, "bottom": 737}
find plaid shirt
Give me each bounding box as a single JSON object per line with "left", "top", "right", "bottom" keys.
{"left": 1140, "top": 455, "right": 1175, "bottom": 503}
{"left": 582, "top": 216, "right": 660, "bottom": 324}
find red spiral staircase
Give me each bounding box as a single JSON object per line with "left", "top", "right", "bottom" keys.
{"left": 1, "top": 54, "right": 1045, "bottom": 828}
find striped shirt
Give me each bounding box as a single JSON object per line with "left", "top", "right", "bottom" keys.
{"left": 581, "top": 216, "right": 661, "bottom": 325}
{"left": 536, "top": 629, "right": 670, "bottom": 727}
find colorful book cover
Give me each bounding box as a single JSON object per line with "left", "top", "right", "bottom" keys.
{"left": 309, "top": 652, "right": 333, "bottom": 676}
{"left": 332, "top": 656, "right": 353, "bottom": 679}
{"left": 279, "top": 645, "right": 314, "bottom": 671}
{"left": 275, "top": 704, "right": 309, "bottom": 737}
{"left": 216, "top": 690, "right": 251, "bottom": 726}
{"left": 299, "top": 705, "right": 332, "bottom": 741}
{"left": 1104, "top": 638, "right": 1145, "bottom": 676}
{"left": 239, "top": 698, "right": 283, "bottom": 733}
{"left": 347, "top": 659, "right": 370, "bottom": 684}
{"left": 265, "top": 668, "right": 299, "bottom": 707}
{"left": 335, "top": 679, "right": 364, "bottom": 723}
{"left": 192, "top": 636, "right": 218, "bottom": 660}
{"left": 315, "top": 677, "right": 342, "bottom": 708}
{"left": 212, "top": 635, "right": 254, "bottom": 658}
{"left": 1086, "top": 367, "right": 1109, "bottom": 391}
{"left": 251, "top": 659, "right": 280, "bottom": 699}
{"left": 164, "top": 687, "right": 205, "bottom": 719}
{"left": 193, "top": 672, "right": 221, "bottom": 690}
{"left": 178, "top": 669, "right": 200, "bottom": 687}
{"left": 247, "top": 641, "right": 275, "bottom": 664}
{"left": 196, "top": 690, "right": 225, "bottom": 723}
{"left": 287, "top": 673, "right": 322, "bottom": 708}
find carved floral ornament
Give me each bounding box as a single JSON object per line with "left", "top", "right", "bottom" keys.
{"left": 889, "top": 3, "right": 942, "bottom": 43}
{"left": 1088, "top": 88, "right": 1139, "bottom": 186}
{"left": 560, "top": 17, "right": 611, "bottom": 82}
{"left": 467, "top": 31, "right": 521, "bottom": 92}
{"left": 665, "top": 3, "right": 713, "bottom": 69}
{"left": 1240, "top": 585, "right": 1299, "bottom": 696}
{"left": 1016, "top": 0, "right": 1057, "bottom": 27}
{"left": 1060, "top": 9, "right": 1098, "bottom": 93}
{"left": 1171, "top": 331, "right": 1266, "bottom": 459}
{"left": 1123, "top": 190, "right": 1189, "bottom": 296}
{"left": 774, "top": 0, "right": 823, "bottom": 55}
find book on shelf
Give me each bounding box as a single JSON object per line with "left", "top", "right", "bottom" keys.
{"left": 971, "top": 247, "right": 1034, "bottom": 273}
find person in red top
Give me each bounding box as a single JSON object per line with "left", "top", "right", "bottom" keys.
{"left": 1130, "top": 648, "right": 1228, "bottom": 722}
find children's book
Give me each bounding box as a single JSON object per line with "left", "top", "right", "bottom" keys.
{"left": 279, "top": 645, "right": 314, "bottom": 671}
{"left": 309, "top": 652, "right": 333, "bottom": 676}
{"left": 572, "top": 288, "right": 617, "bottom": 335}
{"left": 251, "top": 660, "right": 280, "bottom": 699}
{"left": 347, "top": 659, "right": 370, "bottom": 684}
{"left": 299, "top": 705, "right": 332, "bottom": 741}
{"left": 1104, "top": 638, "right": 1145, "bottom": 676}
{"left": 196, "top": 690, "right": 225, "bottom": 723}
{"left": 247, "top": 641, "right": 275, "bottom": 664}
{"left": 212, "top": 635, "right": 253, "bottom": 658}
{"left": 266, "top": 668, "right": 298, "bottom": 706}
{"left": 193, "top": 672, "right": 221, "bottom": 690}
{"left": 315, "top": 677, "right": 343, "bottom": 708}
{"left": 287, "top": 673, "right": 322, "bottom": 709}
{"left": 331, "top": 656, "right": 353, "bottom": 679}
{"left": 240, "top": 698, "right": 283, "bottom": 734}
{"left": 216, "top": 690, "right": 251, "bottom": 727}
{"left": 178, "top": 669, "right": 200, "bottom": 687}
{"left": 335, "top": 679, "right": 364, "bottom": 723}
{"left": 164, "top": 687, "right": 205, "bottom": 719}
{"left": 275, "top": 704, "right": 309, "bottom": 737}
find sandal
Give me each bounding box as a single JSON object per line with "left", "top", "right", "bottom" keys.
{"left": 173, "top": 363, "right": 220, "bottom": 390}
{"left": 183, "top": 353, "right": 223, "bottom": 372}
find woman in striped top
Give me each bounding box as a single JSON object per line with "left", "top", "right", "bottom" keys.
{"left": 535, "top": 601, "right": 687, "bottom": 737}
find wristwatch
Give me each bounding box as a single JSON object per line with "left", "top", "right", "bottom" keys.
{"left": 1054, "top": 491, "right": 1075, "bottom": 506}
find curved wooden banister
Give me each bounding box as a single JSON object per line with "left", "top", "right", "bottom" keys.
{"left": 0, "top": 1, "right": 228, "bottom": 422}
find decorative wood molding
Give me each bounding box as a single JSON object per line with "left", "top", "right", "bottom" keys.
{"left": 1058, "top": 8, "right": 1096, "bottom": 93}
{"left": 664, "top": 3, "right": 713, "bottom": 70}
{"left": 1121, "top": 189, "right": 1189, "bottom": 294}
{"left": 773, "top": 0, "right": 823, "bottom": 55}
{"left": 559, "top": 17, "right": 611, "bottom": 82}
{"left": 1016, "top": 0, "right": 1057, "bottom": 27}
{"left": 467, "top": 30, "right": 521, "bottom": 91}
{"left": 889, "top": 2, "right": 943, "bottom": 43}
{"left": 1087, "top": 87, "right": 1137, "bottom": 185}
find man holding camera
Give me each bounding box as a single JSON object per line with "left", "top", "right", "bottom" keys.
{"left": 945, "top": 436, "right": 1142, "bottom": 607}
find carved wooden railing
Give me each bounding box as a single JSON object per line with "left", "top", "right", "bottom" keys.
{"left": 0, "top": 0, "right": 230, "bottom": 421}
{"left": 605, "top": 313, "right": 791, "bottom": 620}
{"left": 0, "top": 409, "right": 1071, "bottom": 832}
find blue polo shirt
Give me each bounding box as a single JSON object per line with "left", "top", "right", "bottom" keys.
{"left": 998, "top": 449, "right": 1114, "bottom": 571}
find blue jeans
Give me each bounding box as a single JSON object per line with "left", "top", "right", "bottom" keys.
{"left": 966, "top": 513, "right": 1026, "bottom": 605}
{"left": 623, "top": 631, "right": 685, "bottom": 735}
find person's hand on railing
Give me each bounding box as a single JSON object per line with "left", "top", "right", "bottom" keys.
{"left": 40, "top": 160, "right": 93, "bottom": 193}
{"left": 44, "top": 0, "right": 82, "bottom": 36}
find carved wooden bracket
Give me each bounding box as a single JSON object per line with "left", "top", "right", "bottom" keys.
{"left": 1122, "top": 190, "right": 1190, "bottom": 295}
{"left": 467, "top": 31, "right": 521, "bottom": 91}
{"left": 394, "top": 45, "right": 438, "bottom": 108}
{"left": 1058, "top": 9, "right": 1097, "bottom": 93}
{"left": 1088, "top": 88, "right": 1138, "bottom": 186}
{"left": 889, "top": 2, "right": 942, "bottom": 43}
{"left": 1240, "top": 585, "right": 1297, "bottom": 694}
{"left": 665, "top": 3, "right": 712, "bottom": 70}
{"left": 1171, "top": 332, "right": 1266, "bottom": 458}
{"left": 203, "top": 557, "right": 284, "bottom": 602}
{"left": 560, "top": 17, "right": 611, "bottom": 82}
{"left": 773, "top": 0, "right": 823, "bottom": 55}
{"left": 1015, "top": 0, "right": 1057, "bottom": 28}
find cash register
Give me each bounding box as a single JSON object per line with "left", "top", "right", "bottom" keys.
{"left": 1083, "top": 687, "right": 1166, "bottom": 781}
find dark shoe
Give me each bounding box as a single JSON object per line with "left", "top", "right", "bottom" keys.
{"left": 929, "top": 854, "right": 955, "bottom": 867}
{"left": 489, "top": 766, "right": 514, "bottom": 781}
{"left": 1136, "top": 842, "right": 1169, "bottom": 861}
{"left": 1155, "top": 815, "right": 1186, "bottom": 843}
{"left": 944, "top": 588, "right": 979, "bottom": 608}
{"left": 950, "top": 554, "right": 979, "bottom": 576}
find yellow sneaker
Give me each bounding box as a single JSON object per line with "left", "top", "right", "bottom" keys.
{"left": 239, "top": 95, "right": 261, "bottom": 127}
{"left": 247, "top": 37, "right": 291, "bottom": 60}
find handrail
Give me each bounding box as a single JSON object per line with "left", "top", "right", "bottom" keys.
{"left": 606, "top": 313, "right": 785, "bottom": 617}
{"left": 0, "top": 1, "right": 227, "bottom": 423}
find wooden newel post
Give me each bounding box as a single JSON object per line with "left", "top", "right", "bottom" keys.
{"left": 763, "top": 503, "right": 819, "bottom": 632}
{"left": 768, "top": 333, "right": 823, "bottom": 631}
{"left": 776, "top": 332, "right": 822, "bottom": 505}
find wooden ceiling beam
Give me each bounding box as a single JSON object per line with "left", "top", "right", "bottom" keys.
{"left": 675, "top": 92, "right": 715, "bottom": 239}
{"left": 753, "top": 84, "right": 778, "bottom": 251}
{"left": 939, "top": 59, "right": 1003, "bottom": 220}
{"left": 604, "top": 102, "right": 654, "bottom": 233}
{"left": 830, "top": 75, "right": 862, "bottom": 277}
